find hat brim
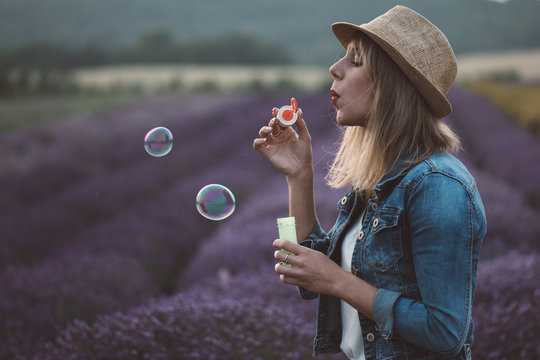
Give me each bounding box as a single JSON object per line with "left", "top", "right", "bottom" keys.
{"left": 331, "top": 22, "right": 452, "bottom": 118}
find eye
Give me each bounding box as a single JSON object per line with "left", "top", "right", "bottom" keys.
{"left": 350, "top": 53, "right": 364, "bottom": 67}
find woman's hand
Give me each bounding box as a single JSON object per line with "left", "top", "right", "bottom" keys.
{"left": 253, "top": 107, "right": 313, "bottom": 179}
{"left": 273, "top": 238, "right": 377, "bottom": 320}
{"left": 272, "top": 238, "right": 345, "bottom": 296}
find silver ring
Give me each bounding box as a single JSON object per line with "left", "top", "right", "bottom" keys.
{"left": 274, "top": 130, "right": 282, "bottom": 137}
{"left": 283, "top": 253, "right": 290, "bottom": 264}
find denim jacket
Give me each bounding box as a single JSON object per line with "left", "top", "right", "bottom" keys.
{"left": 300, "top": 152, "right": 486, "bottom": 360}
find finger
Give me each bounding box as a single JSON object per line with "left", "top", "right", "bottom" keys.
{"left": 253, "top": 138, "right": 268, "bottom": 153}
{"left": 279, "top": 273, "right": 300, "bottom": 286}
{"left": 273, "top": 239, "right": 304, "bottom": 254}
{"left": 269, "top": 117, "right": 286, "bottom": 135}
{"left": 295, "top": 109, "right": 311, "bottom": 140}
{"left": 270, "top": 120, "right": 283, "bottom": 137}
{"left": 274, "top": 261, "right": 299, "bottom": 275}
{"left": 274, "top": 250, "right": 296, "bottom": 265}
{"left": 258, "top": 126, "right": 273, "bottom": 138}
{"left": 268, "top": 112, "right": 280, "bottom": 129}
{"left": 257, "top": 126, "right": 277, "bottom": 146}
{"left": 265, "top": 118, "right": 282, "bottom": 137}
{"left": 272, "top": 107, "right": 278, "bottom": 117}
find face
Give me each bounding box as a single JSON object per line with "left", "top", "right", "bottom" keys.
{"left": 329, "top": 43, "right": 373, "bottom": 127}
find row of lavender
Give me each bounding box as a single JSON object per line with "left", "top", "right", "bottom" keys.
{"left": 1, "top": 88, "right": 539, "bottom": 359}
{"left": 44, "top": 155, "right": 540, "bottom": 359}
{"left": 0, "top": 92, "right": 340, "bottom": 358}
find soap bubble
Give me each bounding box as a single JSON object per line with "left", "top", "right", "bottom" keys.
{"left": 196, "top": 184, "right": 236, "bottom": 221}
{"left": 144, "top": 127, "right": 173, "bottom": 157}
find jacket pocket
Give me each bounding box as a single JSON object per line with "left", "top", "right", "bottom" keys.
{"left": 363, "top": 208, "right": 403, "bottom": 272}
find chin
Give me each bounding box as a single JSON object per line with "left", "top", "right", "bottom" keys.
{"left": 337, "top": 113, "right": 367, "bottom": 127}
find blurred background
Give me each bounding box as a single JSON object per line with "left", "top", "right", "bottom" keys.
{"left": 0, "top": 0, "right": 539, "bottom": 359}
{"left": 1, "top": 0, "right": 540, "bottom": 101}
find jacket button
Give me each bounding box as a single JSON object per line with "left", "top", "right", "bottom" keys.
{"left": 372, "top": 218, "right": 379, "bottom": 228}
{"left": 351, "top": 266, "right": 358, "bottom": 276}
{"left": 466, "top": 346, "right": 472, "bottom": 356}
{"left": 366, "top": 332, "right": 375, "bottom": 342}
{"left": 357, "top": 231, "right": 364, "bottom": 240}
{"left": 371, "top": 203, "right": 378, "bottom": 211}
{"left": 340, "top": 196, "right": 347, "bottom": 205}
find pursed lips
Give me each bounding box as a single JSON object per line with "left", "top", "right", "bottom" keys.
{"left": 331, "top": 90, "right": 340, "bottom": 105}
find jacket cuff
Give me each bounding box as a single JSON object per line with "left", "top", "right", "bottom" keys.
{"left": 301, "top": 219, "right": 327, "bottom": 252}
{"left": 373, "top": 288, "right": 402, "bottom": 340}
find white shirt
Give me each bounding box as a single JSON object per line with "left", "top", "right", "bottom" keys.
{"left": 340, "top": 217, "right": 366, "bottom": 360}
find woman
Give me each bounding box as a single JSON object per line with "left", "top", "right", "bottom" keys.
{"left": 253, "top": 5, "right": 486, "bottom": 360}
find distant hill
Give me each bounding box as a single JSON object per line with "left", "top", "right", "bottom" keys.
{"left": 0, "top": 0, "right": 539, "bottom": 65}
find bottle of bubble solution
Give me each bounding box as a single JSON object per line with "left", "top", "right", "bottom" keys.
{"left": 277, "top": 216, "right": 297, "bottom": 267}
{"left": 276, "top": 98, "right": 300, "bottom": 128}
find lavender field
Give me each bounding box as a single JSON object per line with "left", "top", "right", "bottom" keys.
{"left": 0, "top": 89, "right": 538, "bottom": 359}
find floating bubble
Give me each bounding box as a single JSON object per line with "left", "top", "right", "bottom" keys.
{"left": 196, "top": 184, "right": 236, "bottom": 221}
{"left": 144, "top": 127, "right": 173, "bottom": 157}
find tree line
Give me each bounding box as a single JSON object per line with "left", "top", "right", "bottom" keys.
{"left": 0, "top": 30, "right": 291, "bottom": 96}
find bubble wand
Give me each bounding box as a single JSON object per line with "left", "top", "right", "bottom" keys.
{"left": 276, "top": 98, "right": 300, "bottom": 127}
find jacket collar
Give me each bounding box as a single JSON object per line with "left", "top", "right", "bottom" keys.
{"left": 374, "top": 152, "right": 413, "bottom": 198}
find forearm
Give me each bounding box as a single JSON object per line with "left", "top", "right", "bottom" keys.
{"left": 286, "top": 166, "right": 316, "bottom": 241}
{"left": 332, "top": 269, "right": 377, "bottom": 321}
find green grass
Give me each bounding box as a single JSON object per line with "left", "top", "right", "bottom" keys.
{"left": 464, "top": 80, "right": 540, "bottom": 135}
{"left": 0, "top": 93, "right": 143, "bottom": 133}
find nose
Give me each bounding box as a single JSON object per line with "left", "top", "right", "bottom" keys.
{"left": 329, "top": 61, "right": 342, "bottom": 80}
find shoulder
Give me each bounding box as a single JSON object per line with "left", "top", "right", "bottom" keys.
{"left": 403, "top": 152, "right": 477, "bottom": 195}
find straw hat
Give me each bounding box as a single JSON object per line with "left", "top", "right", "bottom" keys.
{"left": 332, "top": 5, "right": 457, "bottom": 118}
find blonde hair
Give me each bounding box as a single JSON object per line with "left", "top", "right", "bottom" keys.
{"left": 326, "top": 33, "right": 460, "bottom": 191}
